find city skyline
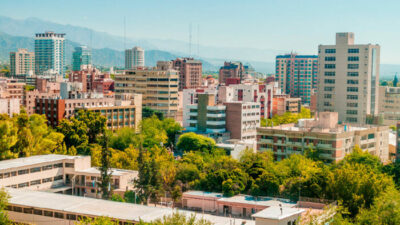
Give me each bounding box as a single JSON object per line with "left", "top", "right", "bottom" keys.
{"left": 1, "top": 0, "right": 400, "bottom": 64}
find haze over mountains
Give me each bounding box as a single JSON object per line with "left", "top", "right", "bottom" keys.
{"left": 0, "top": 15, "right": 398, "bottom": 78}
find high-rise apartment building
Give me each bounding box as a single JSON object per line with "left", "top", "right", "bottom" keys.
{"left": 378, "top": 86, "right": 400, "bottom": 126}
{"left": 35, "top": 32, "right": 65, "bottom": 76}
{"left": 72, "top": 46, "right": 92, "bottom": 71}
{"left": 317, "top": 33, "right": 380, "bottom": 124}
{"left": 9, "top": 49, "right": 35, "bottom": 77}
{"left": 219, "top": 62, "right": 244, "bottom": 85}
{"left": 125, "top": 46, "right": 145, "bottom": 69}
{"left": 114, "top": 63, "right": 179, "bottom": 119}
{"left": 172, "top": 58, "right": 202, "bottom": 90}
{"left": 275, "top": 54, "right": 318, "bottom": 104}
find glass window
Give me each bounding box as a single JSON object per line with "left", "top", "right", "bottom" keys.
{"left": 325, "top": 49, "right": 336, "bottom": 53}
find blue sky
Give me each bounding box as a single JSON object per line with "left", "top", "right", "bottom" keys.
{"left": 1, "top": 0, "right": 400, "bottom": 63}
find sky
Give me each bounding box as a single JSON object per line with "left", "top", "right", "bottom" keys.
{"left": 1, "top": 0, "right": 400, "bottom": 63}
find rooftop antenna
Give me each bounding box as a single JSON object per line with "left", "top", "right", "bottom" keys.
{"left": 124, "top": 16, "right": 126, "bottom": 50}
{"left": 197, "top": 24, "right": 200, "bottom": 58}
{"left": 189, "top": 23, "right": 192, "bottom": 57}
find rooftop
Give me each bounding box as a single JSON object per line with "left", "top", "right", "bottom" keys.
{"left": 183, "top": 191, "right": 223, "bottom": 198}
{"left": 217, "top": 195, "right": 296, "bottom": 208}
{"left": 252, "top": 206, "right": 304, "bottom": 220}
{"left": 0, "top": 155, "right": 86, "bottom": 171}
{"left": 8, "top": 188, "right": 254, "bottom": 225}
{"left": 76, "top": 167, "right": 138, "bottom": 176}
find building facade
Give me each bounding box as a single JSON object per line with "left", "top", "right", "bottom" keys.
{"left": 0, "top": 99, "right": 20, "bottom": 116}
{"left": 72, "top": 46, "right": 92, "bottom": 71}
{"left": 225, "top": 102, "right": 261, "bottom": 140}
{"left": 35, "top": 32, "right": 65, "bottom": 76}
{"left": 172, "top": 58, "right": 202, "bottom": 90}
{"left": 272, "top": 94, "right": 301, "bottom": 116}
{"left": 125, "top": 46, "right": 145, "bottom": 69}
{"left": 10, "top": 49, "right": 35, "bottom": 77}
{"left": 0, "top": 78, "right": 25, "bottom": 104}
{"left": 378, "top": 86, "right": 400, "bottom": 126}
{"left": 317, "top": 32, "right": 380, "bottom": 124}
{"left": 275, "top": 54, "right": 318, "bottom": 104}
{"left": 257, "top": 112, "right": 389, "bottom": 162}
{"left": 219, "top": 62, "right": 244, "bottom": 85}
{"left": 185, "top": 94, "right": 230, "bottom": 142}
{"left": 114, "top": 65, "right": 179, "bottom": 119}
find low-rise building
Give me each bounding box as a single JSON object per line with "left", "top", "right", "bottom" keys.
{"left": 257, "top": 112, "right": 389, "bottom": 162}
{"left": 0, "top": 78, "right": 25, "bottom": 104}
{"left": 0, "top": 154, "right": 137, "bottom": 198}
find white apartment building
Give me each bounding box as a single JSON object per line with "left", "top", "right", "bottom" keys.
{"left": 125, "top": 46, "right": 145, "bottom": 69}
{"left": 0, "top": 155, "right": 137, "bottom": 198}
{"left": 317, "top": 32, "right": 380, "bottom": 124}
{"left": 225, "top": 101, "right": 261, "bottom": 140}
{"left": 378, "top": 86, "right": 400, "bottom": 126}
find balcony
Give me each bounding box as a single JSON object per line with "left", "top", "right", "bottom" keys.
{"left": 189, "top": 112, "right": 198, "bottom": 116}
{"left": 207, "top": 113, "right": 226, "bottom": 118}
{"left": 206, "top": 121, "right": 226, "bottom": 126}
{"left": 187, "top": 119, "right": 198, "bottom": 124}
{"left": 206, "top": 128, "right": 226, "bottom": 133}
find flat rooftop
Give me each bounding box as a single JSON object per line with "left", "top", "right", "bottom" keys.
{"left": 7, "top": 188, "right": 254, "bottom": 225}
{"left": 183, "top": 191, "right": 223, "bottom": 198}
{"left": 217, "top": 195, "right": 296, "bottom": 208}
{"left": 0, "top": 155, "right": 87, "bottom": 171}
{"left": 76, "top": 167, "right": 138, "bottom": 176}
{"left": 252, "top": 206, "right": 304, "bottom": 220}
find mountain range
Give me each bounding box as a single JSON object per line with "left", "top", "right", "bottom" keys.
{"left": 0, "top": 15, "right": 399, "bottom": 77}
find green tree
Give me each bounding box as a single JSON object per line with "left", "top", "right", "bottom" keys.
{"left": 0, "top": 188, "right": 11, "bottom": 224}
{"left": 111, "top": 193, "right": 125, "bottom": 202}
{"left": 75, "top": 216, "right": 122, "bottom": 225}
{"left": 98, "top": 133, "right": 113, "bottom": 200}
{"left": 161, "top": 118, "right": 183, "bottom": 148}
{"left": 356, "top": 187, "right": 400, "bottom": 225}
{"left": 140, "top": 116, "right": 168, "bottom": 148}
{"left": 143, "top": 107, "right": 164, "bottom": 120}
{"left": 393, "top": 74, "right": 398, "bottom": 87}
{"left": 75, "top": 110, "right": 107, "bottom": 143}
{"left": 176, "top": 133, "right": 216, "bottom": 152}
{"left": 109, "top": 128, "right": 138, "bottom": 150}
{"left": 137, "top": 212, "right": 212, "bottom": 225}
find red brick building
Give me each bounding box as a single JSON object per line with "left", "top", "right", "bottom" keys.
{"left": 218, "top": 62, "right": 244, "bottom": 85}
{"left": 172, "top": 58, "right": 202, "bottom": 91}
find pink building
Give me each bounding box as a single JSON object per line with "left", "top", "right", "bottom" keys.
{"left": 172, "top": 58, "right": 202, "bottom": 91}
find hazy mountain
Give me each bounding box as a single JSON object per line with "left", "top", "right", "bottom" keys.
{"left": 0, "top": 32, "right": 217, "bottom": 70}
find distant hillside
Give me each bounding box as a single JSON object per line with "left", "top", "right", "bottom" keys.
{"left": 0, "top": 32, "right": 217, "bottom": 69}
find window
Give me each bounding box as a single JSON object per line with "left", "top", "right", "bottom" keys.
{"left": 347, "top": 80, "right": 359, "bottom": 84}
{"left": 30, "top": 180, "right": 41, "bottom": 185}
{"left": 325, "top": 56, "right": 336, "bottom": 61}
{"left": 67, "top": 214, "right": 77, "bottom": 220}
{"left": 324, "top": 94, "right": 332, "bottom": 99}
{"left": 13, "top": 207, "right": 22, "bottom": 213}
{"left": 324, "top": 64, "right": 336, "bottom": 69}
{"left": 348, "top": 48, "right": 359, "bottom": 53}
{"left": 324, "top": 102, "right": 332, "bottom": 106}
{"left": 348, "top": 56, "right": 359, "bottom": 61}
{"left": 324, "top": 79, "right": 335, "bottom": 84}
{"left": 23, "top": 208, "right": 33, "bottom": 214}
{"left": 348, "top": 72, "right": 359, "bottom": 77}
{"left": 348, "top": 64, "right": 359, "bottom": 69}
{"left": 42, "top": 165, "right": 53, "bottom": 171}
{"left": 368, "top": 133, "right": 375, "bottom": 139}
{"left": 30, "top": 167, "right": 41, "bottom": 173}
{"left": 53, "top": 163, "right": 63, "bottom": 168}
{"left": 54, "top": 175, "right": 63, "bottom": 181}
{"left": 347, "top": 102, "right": 358, "bottom": 107}
{"left": 33, "top": 209, "right": 43, "bottom": 215}
{"left": 44, "top": 211, "right": 53, "bottom": 217}
{"left": 42, "top": 177, "right": 53, "bottom": 183}
{"left": 54, "top": 212, "right": 64, "bottom": 219}
{"left": 65, "top": 163, "right": 74, "bottom": 168}
{"left": 18, "top": 182, "right": 29, "bottom": 188}
{"left": 347, "top": 110, "right": 358, "bottom": 115}
{"left": 324, "top": 87, "right": 334, "bottom": 91}
{"left": 347, "top": 87, "right": 358, "bottom": 92}
{"left": 325, "top": 49, "right": 336, "bottom": 53}
{"left": 324, "top": 71, "right": 335, "bottom": 76}
{"left": 347, "top": 117, "right": 358, "bottom": 123}
{"left": 3, "top": 173, "right": 10, "bottom": 178}
{"left": 11, "top": 171, "right": 17, "bottom": 177}
{"left": 347, "top": 95, "right": 358, "bottom": 100}
{"left": 18, "top": 169, "right": 29, "bottom": 175}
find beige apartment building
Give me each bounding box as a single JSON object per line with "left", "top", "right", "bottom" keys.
{"left": 257, "top": 112, "right": 389, "bottom": 163}
{"left": 378, "top": 86, "right": 400, "bottom": 126}
{"left": 115, "top": 64, "right": 179, "bottom": 119}
{"left": 0, "top": 154, "right": 137, "bottom": 198}
{"left": 317, "top": 32, "right": 380, "bottom": 124}
{"left": 10, "top": 49, "right": 35, "bottom": 77}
